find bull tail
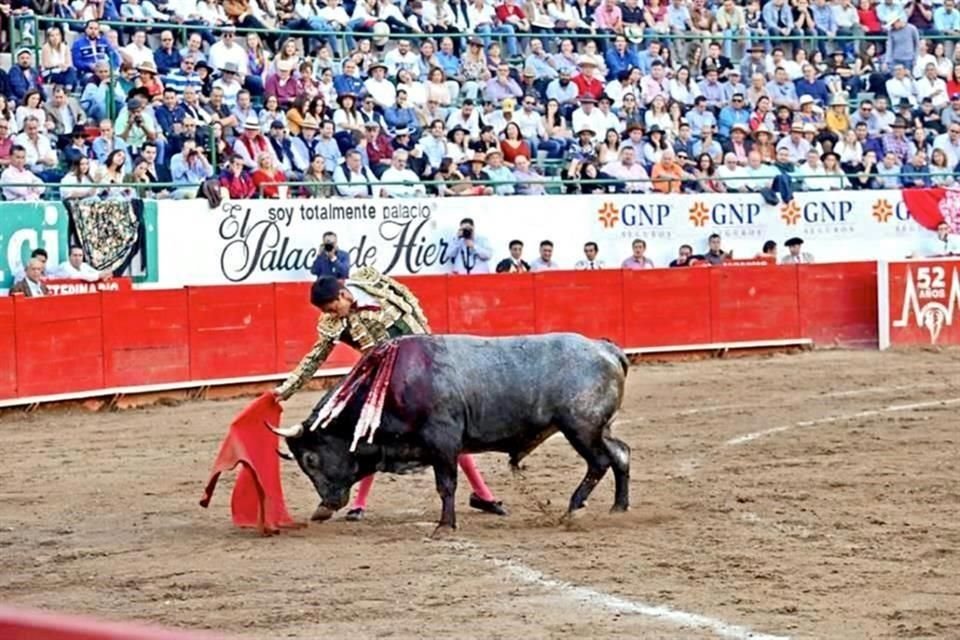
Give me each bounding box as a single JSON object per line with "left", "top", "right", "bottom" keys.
{"left": 598, "top": 338, "right": 629, "bottom": 378}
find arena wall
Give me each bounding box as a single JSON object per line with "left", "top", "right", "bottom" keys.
{"left": 0, "top": 264, "right": 880, "bottom": 407}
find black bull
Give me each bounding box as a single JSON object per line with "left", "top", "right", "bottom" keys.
{"left": 280, "top": 333, "right": 632, "bottom": 530}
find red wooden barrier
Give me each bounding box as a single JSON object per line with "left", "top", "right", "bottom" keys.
{"left": 798, "top": 262, "right": 879, "bottom": 347}
{"left": 1, "top": 265, "right": 891, "bottom": 404}
{"left": 446, "top": 273, "right": 536, "bottom": 335}
{"left": 0, "top": 297, "right": 16, "bottom": 399}
{"left": 534, "top": 270, "right": 625, "bottom": 344}
{"left": 622, "top": 268, "right": 713, "bottom": 347}
{"left": 101, "top": 289, "right": 191, "bottom": 388}
{"left": 709, "top": 266, "right": 801, "bottom": 343}
{"left": 13, "top": 294, "right": 104, "bottom": 397}
{"left": 187, "top": 285, "right": 277, "bottom": 380}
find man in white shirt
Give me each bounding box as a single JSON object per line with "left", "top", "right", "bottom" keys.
{"left": 794, "top": 150, "right": 827, "bottom": 190}
{"left": 207, "top": 27, "right": 248, "bottom": 80}
{"left": 741, "top": 150, "right": 780, "bottom": 191}
{"left": 120, "top": 29, "right": 154, "bottom": 69}
{"left": 57, "top": 246, "right": 107, "bottom": 281}
{"left": 885, "top": 64, "right": 918, "bottom": 108}
{"left": 448, "top": 218, "right": 493, "bottom": 274}
{"left": 529, "top": 240, "right": 560, "bottom": 271}
{"left": 14, "top": 116, "right": 58, "bottom": 176}
{"left": 445, "top": 100, "right": 481, "bottom": 138}
{"left": 364, "top": 63, "right": 397, "bottom": 109}
{"left": 571, "top": 97, "right": 607, "bottom": 140}
{"left": 716, "top": 152, "right": 746, "bottom": 188}
{"left": 0, "top": 145, "right": 45, "bottom": 201}
{"left": 332, "top": 149, "right": 382, "bottom": 198}
{"left": 379, "top": 150, "right": 425, "bottom": 198}
{"left": 932, "top": 123, "right": 960, "bottom": 168}
{"left": 913, "top": 221, "right": 960, "bottom": 257}
{"left": 917, "top": 62, "right": 949, "bottom": 108}
{"left": 383, "top": 39, "right": 420, "bottom": 79}
{"left": 575, "top": 242, "right": 606, "bottom": 269}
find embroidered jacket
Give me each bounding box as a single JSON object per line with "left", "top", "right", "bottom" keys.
{"left": 274, "top": 266, "right": 430, "bottom": 400}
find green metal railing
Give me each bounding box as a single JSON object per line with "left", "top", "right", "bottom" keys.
{"left": 2, "top": 170, "right": 952, "bottom": 202}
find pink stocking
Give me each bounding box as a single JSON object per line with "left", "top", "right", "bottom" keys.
{"left": 458, "top": 454, "right": 495, "bottom": 501}
{"left": 352, "top": 475, "right": 375, "bottom": 510}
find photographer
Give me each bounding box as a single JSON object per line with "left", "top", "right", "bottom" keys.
{"left": 116, "top": 95, "right": 162, "bottom": 162}
{"left": 448, "top": 217, "right": 492, "bottom": 274}
{"left": 310, "top": 231, "right": 351, "bottom": 280}
{"left": 170, "top": 139, "right": 213, "bottom": 199}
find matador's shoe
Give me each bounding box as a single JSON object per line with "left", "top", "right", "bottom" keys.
{"left": 469, "top": 493, "right": 508, "bottom": 516}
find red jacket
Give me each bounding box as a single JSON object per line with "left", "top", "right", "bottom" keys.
{"left": 366, "top": 134, "right": 394, "bottom": 167}
{"left": 572, "top": 74, "right": 604, "bottom": 101}
{"left": 252, "top": 168, "right": 287, "bottom": 198}
{"left": 219, "top": 170, "right": 256, "bottom": 199}
{"left": 495, "top": 4, "right": 526, "bottom": 23}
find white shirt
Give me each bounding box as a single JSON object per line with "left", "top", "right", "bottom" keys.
{"left": 932, "top": 133, "right": 960, "bottom": 168}
{"left": 917, "top": 232, "right": 960, "bottom": 257}
{"left": 383, "top": 49, "right": 420, "bottom": 79}
{"left": 467, "top": 3, "right": 497, "bottom": 27}
{"left": 917, "top": 76, "right": 949, "bottom": 108}
{"left": 208, "top": 41, "right": 249, "bottom": 76}
{"left": 319, "top": 5, "right": 350, "bottom": 25}
{"left": 0, "top": 166, "right": 45, "bottom": 201}
{"left": 380, "top": 167, "right": 425, "bottom": 197}
{"left": 885, "top": 76, "right": 917, "bottom": 106}
{"left": 122, "top": 43, "right": 155, "bottom": 68}
{"left": 332, "top": 163, "right": 378, "bottom": 197}
{"left": 446, "top": 109, "right": 481, "bottom": 137}
{"left": 513, "top": 108, "right": 546, "bottom": 140}
{"left": 530, "top": 258, "right": 560, "bottom": 271}
{"left": 571, "top": 107, "right": 608, "bottom": 137}
{"left": 57, "top": 260, "right": 101, "bottom": 282}
{"left": 364, "top": 77, "right": 397, "bottom": 109}
{"left": 575, "top": 259, "right": 606, "bottom": 270}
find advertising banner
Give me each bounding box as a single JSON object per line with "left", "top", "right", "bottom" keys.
{"left": 878, "top": 259, "right": 960, "bottom": 349}
{"left": 44, "top": 278, "right": 133, "bottom": 296}
{"left": 0, "top": 203, "right": 67, "bottom": 291}
{"left": 154, "top": 189, "right": 943, "bottom": 287}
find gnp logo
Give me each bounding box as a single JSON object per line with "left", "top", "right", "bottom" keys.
{"left": 597, "top": 202, "right": 671, "bottom": 229}
{"left": 689, "top": 201, "right": 760, "bottom": 227}
{"left": 779, "top": 199, "right": 853, "bottom": 225}
{"left": 893, "top": 265, "right": 960, "bottom": 344}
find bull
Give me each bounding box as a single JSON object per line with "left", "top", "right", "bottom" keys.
{"left": 271, "top": 333, "right": 631, "bottom": 533}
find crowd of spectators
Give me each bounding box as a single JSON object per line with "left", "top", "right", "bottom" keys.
{"left": 0, "top": 0, "right": 958, "bottom": 200}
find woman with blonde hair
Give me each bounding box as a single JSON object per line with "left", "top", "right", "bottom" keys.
{"left": 251, "top": 152, "right": 288, "bottom": 198}
{"left": 40, "top": 26, "right": 77, "bottom": 91}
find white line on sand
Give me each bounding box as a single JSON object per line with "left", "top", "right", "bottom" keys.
{"left": 725, "top": 397, "right": 960, "bottom": 446}
{"left": 444, "top": 540, "right": 791, "bottom": 640}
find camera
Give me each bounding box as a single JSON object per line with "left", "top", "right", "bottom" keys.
{"left": 323, "top": 242, "right": 335, "bottom": 253}
{"left": 461, "top": 227, "right": 473, "bottom": 240}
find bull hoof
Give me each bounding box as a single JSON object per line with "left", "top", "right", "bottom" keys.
{"left": 431, "top": 524, "right": 456, "bottom": 539}
{"left": 311, "top": 505, "right": 335, "bottom": 522}
{"left": 344, "top": 508, "right": 365, "bottom": 522}
{"left": 610, "top": 504, "right": 630, "bottom": 514}
{"left": 469, "top": 494, "right": 509, "bottom": 516}
{"left": 562, "top": 508, "right": 586, "bottom": 522}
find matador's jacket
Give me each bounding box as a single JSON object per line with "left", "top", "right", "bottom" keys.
{"left": 274, "top": 266, "right": 431, "bottom": 401}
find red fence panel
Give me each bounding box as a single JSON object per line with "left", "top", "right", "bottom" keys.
{"left": 534, "top": 270, "right": 625, "bottom": 345}
{"left": 799, "top": 262, "right": 879, "bottom": 347}
{"left": 0, "top": 297, "right": 16, "bottom": 399}
{"left": 709, "top": 266, "right": 802, "bottom": 343}
{"left": 188, "top": 285, "right": 277, "bottom": 380}
{"left": 13, "top": 294, "right": 104, "bottom": 397}
{"left": 101, "top": 289, "right": 191, "bottom": 388}
{"left": 622, "top": 268, "right": 713, "bottom": 347}
{"left": 397, "top": 274, "right": 450, "bottom": 334}
{"left": 273, "top": 282, "right": 358, "bottom": 373}
{"left": 446, "top": 273, "right": 536, "bottom": 336}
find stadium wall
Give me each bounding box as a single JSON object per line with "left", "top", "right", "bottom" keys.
{"left": 0, "top": 264, "right": 881, "bottom": 407}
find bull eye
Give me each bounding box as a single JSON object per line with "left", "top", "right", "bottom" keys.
{"left": 304, "top": 452, "right": 321, "bottom": 468}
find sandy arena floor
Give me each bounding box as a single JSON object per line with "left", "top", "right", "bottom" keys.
{"left": 1, "top": 349, "right": 959, "bottom": 640}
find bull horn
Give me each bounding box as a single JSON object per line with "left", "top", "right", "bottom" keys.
{"left": 265, "top": 420, "right": 304, "bottom": 439}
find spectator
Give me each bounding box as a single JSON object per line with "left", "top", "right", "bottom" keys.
{"left": 669, "top": 244, "right": 698, "bottom": 267}
{"left": 9, "top": 258, "right": 49, "bottom": 297}
{"left": 575, "top": 241, "right": 605, "bottom": 270}
{"left": 380, "top": 150, "right": 426, "bottom": 198}
{"left": 115, "top": 97, "right": 163, "bottom": 161}
{"left": 80, "top": 63, "right": 121, "bottom": 123}
{"left": 604, "top": 146, "right": 649, "bottom": 191}
{"left": 716, "top": 151, "right": 747, "bottom": 188}
{"left": 912, "top": 220, "right": 960, "bottom": 257}
{"left": 448, "top": 217, "right": 492, "bottom": 274}
{"left": 71, "top": 20, "right": 120, "bottom": 77}
{"left": 9, "top": 48, "right": 41, "bottom": 104}
{"left": 170, "top": 139, "right": 213, "bottom": 198}
{"left": 483, "top": 149, "right": 517, "bottom": 195}
{"left": 40, "top": 26, "right": 78, "bottom": 92}
{"left": 781, "top": 237, "right": 815, "bottom": 264}
{"left": 60, "top": 155, "right": 98, "bottom": 201}
{"left": 92, "top": 119, "right": 131, "bottom": 171}
{"left": 495, "top": 239, "right": 531, "bottom": 273}
{"left": 651, "top": 148, "right": 692, "bottom": 193}
{"left": 154, "top": 30, "right": 183, "bottom": 75}
{"left": 513, "top": 155, "right": 547, "bottom": 195}
{"left": 0, "top": 145, "right": 44, "bottom": 201}
{"left": 233, "top": 115, "right": 276, "bottom": 170}
{"left": 57, "top": 246, "right": 107, "bottom": 281}
{"left": 15, "top": 117, "right": 59, "bottom": 182}
{"left": 703, "top": 233, "right": 732, "bottom": 265}
{"left": 760, "top": 240, "right": 778, "bottom": 259}
{"left": 622, "top": 239, "right": 655, "bottom": 269}
{"left": 529, "top": 239, "right": 559, "bottom": 271}
{"left": 15, "top": 90, "right": 47, "bottom": 134}
{"left": 332, "top": 149, "right": 381, "bottom": 197}
{"left": 44, "top": 86, "right": 87, "bottom": 144}
{"left": 901, "top": 150, "right": 932, "bottom": 187}
{"left": 219, "top": 154, "right": 256, "bottom": 199}
{"left": 251, "top": 152, "right": 289, "bottom": 198}
{"left": 884, "top": 17, "right": 920, "bottom": 70}
{"left": 267, "top": 120, "right": 309, "bottom": 178}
